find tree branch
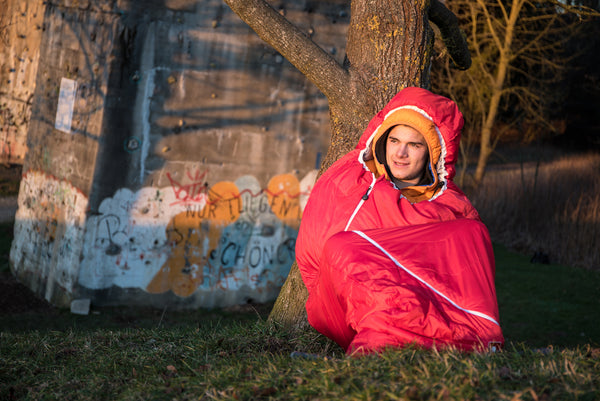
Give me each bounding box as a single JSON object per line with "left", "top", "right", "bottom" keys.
{"left": 428, "top": 0, "right": 471, "bottom": 70}
{"left": 222, "top": 0, "right": 350, "bottom": 103}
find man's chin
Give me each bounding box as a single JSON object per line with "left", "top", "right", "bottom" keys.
{"left": 391, "top": 175, "right": 420, "bottom": 187}
{"left": 390, "top": 171, "right": 417, "bottom": 183}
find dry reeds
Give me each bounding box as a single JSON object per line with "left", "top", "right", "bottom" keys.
{"left": 469, "top": 152, "right": 600, "bottom": 270}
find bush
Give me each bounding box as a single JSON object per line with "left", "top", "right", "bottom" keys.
{"left": 470, "top": 152, "right": 600, "bottom": 270}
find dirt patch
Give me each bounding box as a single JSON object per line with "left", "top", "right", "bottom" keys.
{"left": 0, "top": 272, "right": 54, "bottom": 315}
{"left": 0, "top": 164, "right": 33, "bottom": 314}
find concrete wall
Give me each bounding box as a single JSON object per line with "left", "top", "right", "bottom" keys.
{"left": 9, "top": 0, "right": 348, "bottom": 308}
{"left": 0, "top": 0, "right": 45, "bottom": 164}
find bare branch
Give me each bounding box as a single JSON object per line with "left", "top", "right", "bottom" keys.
{"left": 476, "top": 0, "right": 504, "bottom": 53}
{"left": 468, "top": 5, "right": 496, "bottom": 86}
{"left": 222, "top": 0, "right": 350, "bottom": 104}
{"left": 512, "top": 13, "right": 559, "bottom": 59}
{"left": 494, "top": 0, "right": 510, "bottom": 25}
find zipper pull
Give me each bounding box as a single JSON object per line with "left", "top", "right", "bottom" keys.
{"left": 362, "top": 186, "right": 372, "bottom": 201}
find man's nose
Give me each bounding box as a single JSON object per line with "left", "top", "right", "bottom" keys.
{"left": 396, "top": 144, "right": 408, "bottom": 157}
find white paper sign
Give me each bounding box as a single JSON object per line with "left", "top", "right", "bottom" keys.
{"left": 55, "top": 78, "right": 78, "bottom": 134}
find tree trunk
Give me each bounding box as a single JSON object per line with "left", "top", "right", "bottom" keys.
{"left": 473, "top": 0, "right": 521, "bottom": 184}
{"left": 222, "top": 0, "right": 469, "bottom": 334}
{"left": 269, "top": 0, "right": 435, "bottom": 332}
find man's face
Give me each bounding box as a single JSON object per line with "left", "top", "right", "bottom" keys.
{"left": 385, "top": 125, "right": 429, "bottom": 186}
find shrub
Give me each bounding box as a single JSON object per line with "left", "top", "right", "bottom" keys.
{"left": 470, "top": 152, "right": 600, "bottom": 270}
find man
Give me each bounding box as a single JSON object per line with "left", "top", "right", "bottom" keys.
{"left": 296, "top": 87, "right": 504, "bottom": 354}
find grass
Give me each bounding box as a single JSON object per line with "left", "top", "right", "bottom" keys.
{"left": 1, "top": 308, "right": 599, "bottom": 400}
{"left": 493, "top": 245, "right": 600, "bottom": 348}
{"left": 1, "top": 229, "right": 599, "bottom": 399}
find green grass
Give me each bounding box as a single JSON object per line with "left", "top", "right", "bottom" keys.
{"left": 494, "top": 245, "right": 600, "bottom": 348}
{"left": 1, "top": 222, "right": 599, "bottom": 400}
{"left": 1, "top": 318, "right": 598, "bottom": 400}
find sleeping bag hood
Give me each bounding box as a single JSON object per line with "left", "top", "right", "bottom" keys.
{"left": 359, "top": 86, "right": 464, "bottom": 203}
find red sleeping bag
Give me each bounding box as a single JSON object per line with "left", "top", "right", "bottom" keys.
{"left": 296, "top": 87, "right": 504, "bottom": 354}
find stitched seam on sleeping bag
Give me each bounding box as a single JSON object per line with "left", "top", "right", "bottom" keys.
{"left": 352, "top": 230, "right": 500, "bottom": 327}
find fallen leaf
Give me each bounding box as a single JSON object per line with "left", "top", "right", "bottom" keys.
{"left": 252, "top": 386, "right": 277, "bottom": 397}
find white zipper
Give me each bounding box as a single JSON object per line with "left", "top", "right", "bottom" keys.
{"left": 344, "top": 174, "right": 377, "bottom": 231}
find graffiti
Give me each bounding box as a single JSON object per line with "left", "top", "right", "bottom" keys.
{"left": 10, "top": 171, "right": 89, "bottom": 296}
{"left": 94, "top": 214, "right": 127, "bottom": 255}
{"left": 214, "top": 225, "right": 296, "bottom": 270}
{"left": 266, "top": 173, "right": 303, "bottom": 225}
{"left": 80, "top": 187, "right": 178, "bottom": 289}
{"left": 11, "top": 169, "right": 317, "bottom": 306}
{"left": 167, "top": 168, "right": 209, "bottom": 206}
{"left": 146, "top": 211, "right": 206, "bottom": 297}
{"left": 146, "top": 175, "right": 305, "bottom": 296}
{"left": 201, "top": 215, "right": 293, "bottom": 290}
{"left": 78, "top": 170, "right": 317, "bottom": 304}
{"left": 145, "top": 180, "right": 242, "bottom": 296}
{"left": 237, "top": 189, "right": 269, "bottom": 220}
